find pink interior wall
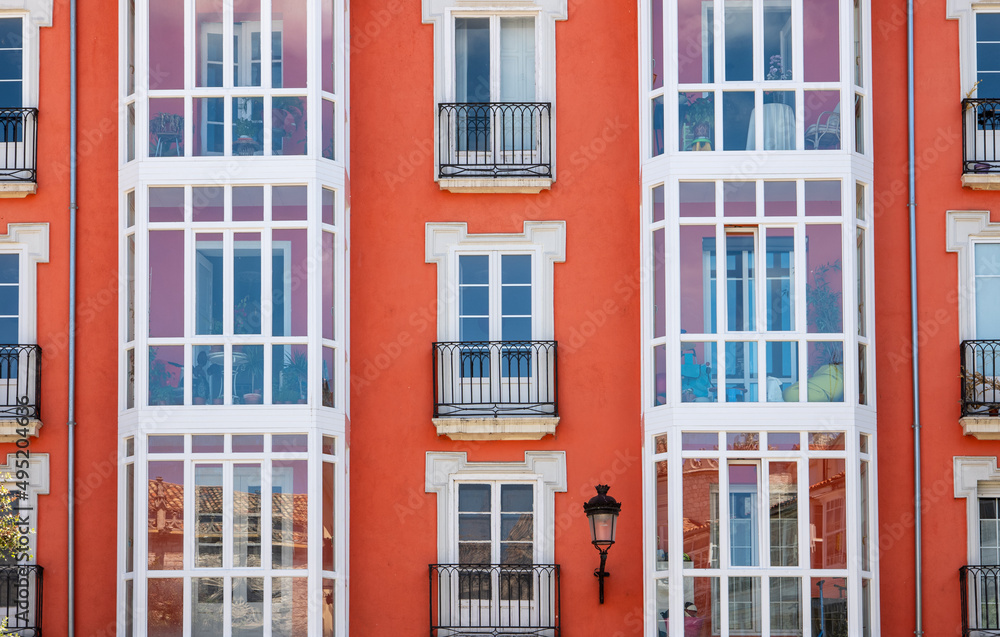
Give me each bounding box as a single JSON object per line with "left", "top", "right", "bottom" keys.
{"left": 677, "top": 0, "right": 708, "bottom": 84}
{"left": 149, "top": 231, "right": 185, "bottom": 337}
{"left": 148, "top": 0, "right": 184, "bottom": 90}
{"left": 680, "top": 225, "right": 713, "bottom": 334}
{"left": 273, "top": 228, "right": 308, "bottom": 337}
{"left": 803, "top": 0, "right": 839, "bottom": 82}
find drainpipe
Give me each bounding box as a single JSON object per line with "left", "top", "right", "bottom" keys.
{"left": 907, "top": 0, "right": 922, "bottom": 635}
{"left": 67, "top": 0, "right": 78, "bottom": 629}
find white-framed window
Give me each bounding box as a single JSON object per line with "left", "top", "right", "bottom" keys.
{"left": 976, "top": 12, "right": 1000, "bottom": 98}
{"left": 426, "top": 451, "right": 565, "bottom": 632}
{"left": 0, "top": 17, "right": 24, "bottom": 109}
{"left": 123, "top": 432, "right": 343, "bottom": 637}
{"left": 0, "top": 452, "right": 48, "bottom": 634}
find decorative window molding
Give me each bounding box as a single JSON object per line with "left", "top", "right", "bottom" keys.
{"left": 954, "top": 455, "right": 1000, "bottom": 563}
{"left": 948, "top": 0, "right": 1000, "bottom": 95}
{"left": 0, "top": 0, "right": 52, "bottom": 106}
{"left": 425, "top": 221, "right": 566, "bottom": 342}
{"left": 0, "top": 223, "right": 48, "bottom": 347}
{"left": 945, "top": 210, "right": 998, "bottom": 340}
{"left": 425, "top": 450, "right": 566, "bottom": 562}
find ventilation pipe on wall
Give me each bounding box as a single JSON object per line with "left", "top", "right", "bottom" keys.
{"left": 907, "top": 0, "right": 923, "bottom": 635}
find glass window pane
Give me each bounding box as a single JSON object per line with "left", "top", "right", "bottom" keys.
{"left": 272, "top": 185, "right": 306, "bottom": 221}
{"left": 125, "top": 463, "right": 135, "bottom": 572}
{"left": 729, "top": 577, "right": 761, "bottom": 633}
{"left": 810, "top": 578, "right": 847, "bottom": 636}
{"left": 322, "top": 579, "right": 335, "bottom": 637}
{"left": 501, "top": 255, "right": 531, "bottom": 284}
{"left": 233, "top": 186, "right": 264, "bottom": 222}
{"left": 233, "top": 344, "right": 264, "bottom": 404}
{"left": 726, "top": 231, "right": 756, "bottom": 331}
{"left": 194, "top": 464, "right": 223, "bottom": 568}
{"left": 272, "top": 229, "right": 307, "bottom": 337}
{"left": 652, "top": 0, "right": 663, "bottom": 89}
{"left": 501, "top": 484, "right": 533, "bottom": 511}
{"left": 680, "top": 226, "right": 716, "bottom": 334}
{"left": 233, "top": 435, "right": 264, "bottom": 453}
{"left": 148, "top": 461, "right": 184, "bottom": 569}
{"left": 323, "top": 462, "right": 335, "bottom": 570}
{"left": 681, "top": 342, "right": 717, "bottom": 402}
{"left": 655, "top": 579, "right": 669, "bottom": 633}
{"left": 192, "top": 187, "right": 223, "bottom": 223}
{"left": 148, "top": 579, "right": 184, "bottom": 633}
{"left": 677, "top": 0, "right": 713, "bottom": 83}
{"left": 273, "top": 0, "right": 305, "bottom": 88}
{"left": 764, "top": 0, "right": 792, "bottom": 80}
{"left": 127, "top": 103, "right": 136, "bottom": 161}
{"left": 860, "top": 460, "right": 870, "bottom": 571}
{"left": 770, "top": 461, "right": 798, "bottom": 566}
{"left": 149, "top": 346, "right": 184, "bottom": 406}
{"left": 272, "top": 460, "right": 308, "bottom": 569}
{"left": 273, "top": 96, "right": 307, "bottom": 155}
{"left": 460, "top": 515, "right": 490, "bottom": 541}
{"left": 807, "top": 341, "right": 844, "bottom": 402}
{"left": 233, "top": 463, "right": 261, "bottom": 568}
{"left": 768, "top": 432, "right": 801, "bottom": 450}
{"left": 682, "top": 432, "right": 719, "bottom": 451}
{"left": 689, "top": 577, "right": 718, "bottom": 635}
{"left": 322, "top": 346, "right": 335, "bottom": 408}
{"left": 195, "top": 233, "right": 224, "bottom": 335}
{"left": 195, "top": 0, "right": 224, "bottom": 87}
{"left": 724, "top": 181, "right": 755, "bottom": 218}
{"left": 126, "top": 235, "right": 135, "bottom": 342}
{"left": 459, "top": 484, "right": 490, "bottom": 512}
{"left": 455, "top": 18, "right": 490, "bottom": 103}
{"left": 759, "top": 92, "right": 796, "bottom": 150}
{"left": 233, "top": 0, "right": 261, "bottom": 87}
{"left": 862, "top": 578, "right": 872, "bottom": 637}
{"left": 767, "top": 341, "right": 799, "bottom": 402}
{"left": 192, "top": 435, "right": 223, "bottom": 453}
{"left": 232, "top": 96, "right": 264, "bottom": 154}
{"left": 727, "top": 433, "right": 759, "bottom": 450}
{"left": 771, "top": 577, "right": 802, "bottom": 635}
{"left": 803, "top": 0, "right": 840, "bottom": 82}
{"left": 232, "top": 577, "right": 264, "bottom": 637}
{"left": 766, "top": 228, "right": 795, "bottom": 330}
{"left": 272, "top": 434, "right": 307, "bottom": 453}
{"left": 806, "top": 224, "right": 843, "bottom": 333}
{"left": 322, "top": 98, "right": 335, "bottom": 160}
{"left": 149, "top": 435, "right": 184, "bottom": 454}
{"left": 195, "top": 97, "right": 224, "bottom": 156}
{"left": 149, "top": 0, "right": 183, "bottom": 89}
{"left": 652, "top": 95, "right": 664, "bottom": 156}
{"left": 322, "top": 187, "right": 335, "bottom": 225}
{"left": 722, "top": 91, "right": 753, "bottom": 151}
{"left": 857, "top": 228, "right": 866, "bottom": 337}
{"left": 854, "top": 0, "right": 863, "bottom": 87}
{"left": 499, "top": 17, "right": 535, "bottom": 102}
{"left": 809, "top": 459, "right": 846, "bottom": 569}
{"left": 235, "top": 233, "right": 262, "bottom": 335}
{"left": 127, "top": 348, "right": 135, "bottom": 409}
{"left": 804, "top": 91, "right": 841, "bottom": 150}
{"left": 655, "top": 460, "right": 668, "bottom": 569}
{"left": 683, "top": 458, "right": 719, "bottom": 568}
{"left": 680, "top": 182, "right": 714, "bottom": 218}
{"left": 322, "top": 0, "right": 334, "bottom": 92}
{"left": 192, "top": 345, "right": 223, "bottom": 405}
{"left": 724, "top": 0, "right": 752, "bottom": 81}
{"left": 654, "top": 228, "right": 665, "bottom": 338}
{"left": 149, "top": 186, "right": 184, "bottom": 223}
{"left": 729, "top": 465, "right": 759, "bottom": 566}
{"left": 765, "top": 181, "right": 796, "bottom": 217}
{"left": 654, "top": 344, "right": 666, "bottom": 406}
{"left": 805, "top": 181, "right": 842, "bottom": 217}
{"left": 680, "top": 92, "right": 714, "bottom": 151}
{"left": 855, "top": 93, "right": 864, "bottom": 153}
{"left": 271, "top": 577, "right": 308, "bottom": 637}
{"left": 725, "top": 341, "right": 757, "bottom": 402}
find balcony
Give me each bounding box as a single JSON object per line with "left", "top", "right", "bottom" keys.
{"left": 963, "top": 99, "right": 1000, "bottom": 189}
{"left": 961, "top": 565, "right": 1000, "bottom": 636}
{"left": 429, "top": 563, "right": 560, "bottom": 637}
{"left": 0, "top": 564, "right": 44, "bottom": 637}
{"left": 0, "top": 109, "right": 38, "bottom": 197}
{"left": 437, "top": 103, "right": 552, "bottom": 193}
{"left": 0, "top": 346, "right": 42, "bottom": 440}
{"left": 432, "top": 341, "right": 558, "bottom": 440}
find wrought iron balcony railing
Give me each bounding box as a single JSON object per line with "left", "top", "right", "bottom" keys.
{"left": 438, "top": 102, "right": 552, "bottom": 179}
{"left": 429, "top": 563, "right": 560, "bottom": 637}
{"left": 0, "top": 346, "right": 42, "bottom": 421}
{"left": 961, "top": 340, "right": 1000, "bottom": 417}
{"left": 432, "top": 341, "right": 557, "bottom": 418}
{"left": 0, "top": 109, "right": 38, "bottom": 183}
{"left": 964, "top": 98, "right": 1000, "bottom": 174}
{"left": 0, "top": 565, "right": 44, "bottom": 637}
{"left": 962, "top": 565, "right": 1000, "bottom": 636}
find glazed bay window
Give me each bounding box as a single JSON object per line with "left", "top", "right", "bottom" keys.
{"left": 651, "top": 180, "right": 851, "bottom": 406}
{"left": 649, "top": 0, "right": 848, "bottom": 155}
{"left": 140, "top": 185, "right": 338, "bottom": 408}
{"left": 128, "top": 433, "right": 340, "bottom": 636}
{"left": 143, "top": 0, "right": 338, "bottom": 159}
{"left": 652, "top": 431, "right": 874, "bottom": 637}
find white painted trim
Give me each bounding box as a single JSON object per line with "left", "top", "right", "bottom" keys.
{"left": 945, "top": 210, "right": 1000, "bottom": 340}
{"left": 954, "top": 455, "right": 1000, "bottom": 564}
{"left": 946, "top": 0, "right": 999, "bottom": 96}
{"left": 0, "top": 452, "right": 49, "bottom": 562}
{"left": 425, "top": 451, "right": 566, "bottom": 563}
{"left": 0, "top": 1, "right": 51, "bottom": 109}
{"left": 0, "top": 223, "right": 49, "bottom": 346}
{"left": 425, "top": 220, "right": 566, "bottom": 342}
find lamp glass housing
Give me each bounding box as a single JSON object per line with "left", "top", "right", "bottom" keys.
{"left": 589, "top": 511, "right": 618, "bottom": 547}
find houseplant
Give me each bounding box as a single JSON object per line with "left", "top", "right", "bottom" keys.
{"left": 681, "top": 93, "right": 714, "bottom": 151}
{"left": 277, "top": 350, "right": 308, "bottom": 403}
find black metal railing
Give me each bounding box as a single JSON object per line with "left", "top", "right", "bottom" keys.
{"left": 964, "top": 98, "right": 1000, "bottom": 174}
{"left": 432, "top": 341, "right": 557, "bottom": 418}
{"left": 962, "top": 565, "right": 1000, "bottom": 636}
{"left": 0, "top": 346, "right": 41, "bottom": 421}
{"left": 438, "top": 103, "right": 552, "bottom": 179}
{"left": 430, "top": 564, "right": 559, "bottom": 637}
{"left": 0, "top": 565, "right": 44, "bottom": 636}
{"left": 0, "top": 109, "right": 38, "bottom": 183}
{"left": 961, "top": 340, "right": 1000, "bottom": 417}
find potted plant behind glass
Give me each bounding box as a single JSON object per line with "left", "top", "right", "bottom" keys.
{"left": 681, "top": 93, "right": 714, "bottom": 151}
{"left": 241, "top": 347, "right": 264, "bottom": 405}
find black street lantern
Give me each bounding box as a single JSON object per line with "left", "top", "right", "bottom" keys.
{"left": 583, "top": 484, "right": 622, "bottom": 604}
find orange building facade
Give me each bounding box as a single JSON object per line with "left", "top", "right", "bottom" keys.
{"left": 3, "top": 0, "right": 999, "bottom": 635}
